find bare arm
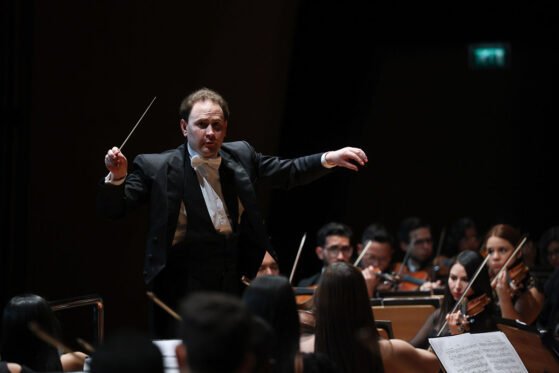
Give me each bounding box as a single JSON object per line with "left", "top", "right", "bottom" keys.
{"left": 514, "top": 287, "right": 544, "bottom": 324}
{"left": 495, "top": 271, "right": 544, "bottom": 324}
{"left": 380, "top": 339, "right": 440, "bottom": 373}
{"left": 409, "top": 309, "right": 438, "bottom": 348}
{"left": 61, "top": 352, "right": 88, "bottom": 372}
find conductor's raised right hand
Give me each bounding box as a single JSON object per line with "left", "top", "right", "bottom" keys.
{"left": 104, "top": 146, "right": 128, "bottom": 180}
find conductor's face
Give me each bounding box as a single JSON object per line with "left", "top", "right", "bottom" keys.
{"left": 181, "top": 100, "right": 228, "bottom": 158}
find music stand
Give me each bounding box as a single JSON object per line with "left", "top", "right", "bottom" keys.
{"left": 496, "top": 318, "right": 559, "bottom": 373}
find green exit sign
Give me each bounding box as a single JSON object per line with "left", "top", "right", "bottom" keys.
{"left": 468, "top": 43, "right": 510, "bottom": 69}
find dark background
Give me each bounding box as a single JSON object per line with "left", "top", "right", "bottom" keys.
{"left": 2, "top": 1, "right": 558, "bottom": 339}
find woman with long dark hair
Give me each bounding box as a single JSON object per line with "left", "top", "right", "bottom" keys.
{"left": 1, "top": 294, "right": 86, "bottom": 372}
{"left": 242, "top": 276, "right": 300, "bottom": 373}
{"left": 313, "top": 262, "right": 439, "bottom": 373}
{"left": 411, "top": 250, "right": 496, "bottom": 348}
{"left": 484, "top": 224, "right": 544, "bottom": 324}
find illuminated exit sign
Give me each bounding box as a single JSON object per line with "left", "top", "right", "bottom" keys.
{"left": 468, "top": 43, "right": 510, "bottom": 69}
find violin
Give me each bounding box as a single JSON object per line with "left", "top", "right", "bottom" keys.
{"left": 294, "top": 286, "right": 316, "bottom": 310}
{"left": 507, "top": 261, "right": 529, "bottom": 287}
{"left": 391, "top": 262, "right": 429, "bottom": 291}
{"left": 465, "top": 293, "right": 491, "bottom": 317}
{"left": 432, "top": 255, "right": 453, "bottom": 278}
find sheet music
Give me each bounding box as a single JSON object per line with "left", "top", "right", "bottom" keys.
{"left": 429, "top": 332, "right": 528, "bottom": 373}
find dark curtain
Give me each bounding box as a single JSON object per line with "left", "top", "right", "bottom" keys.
{"left": 0, "top": 0, "right": 33, "bottom": 309}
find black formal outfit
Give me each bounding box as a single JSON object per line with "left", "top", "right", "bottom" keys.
{"left": 97, "top": 140, "right": 331, "bottom": 337}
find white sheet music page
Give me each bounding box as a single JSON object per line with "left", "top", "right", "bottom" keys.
{"left": 429, "top": 331, "right": 528, "bottom": 373}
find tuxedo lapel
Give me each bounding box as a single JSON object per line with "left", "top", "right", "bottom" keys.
{"left": 220, "top": 151, "right": 268, "bottom": 246}
{"left": 218, "top": 157, "right": 239, "bottom": 231}
{"left": 165, "top": 147, "right": 186, "bottom": 231}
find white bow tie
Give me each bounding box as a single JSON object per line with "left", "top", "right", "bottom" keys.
{"left": 191, "top": 155, "right": 222, "bottom": 170}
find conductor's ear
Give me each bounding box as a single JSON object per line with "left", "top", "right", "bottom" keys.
{"left": 175, "top": 343, "right": 188, "bottom": 371}
{"left": 180, "top": 119, "right": 188, "bottom": 137}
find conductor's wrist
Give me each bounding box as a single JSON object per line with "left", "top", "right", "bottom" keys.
{"left": 321, "top": 152, "right": 336, "bottom": 168}
{"left": 105, "top": 172, "right": 127, "bottom": 185}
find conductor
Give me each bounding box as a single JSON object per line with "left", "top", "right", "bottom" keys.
{"left": 97, "top": 88, "right": 368, "bottom": 337}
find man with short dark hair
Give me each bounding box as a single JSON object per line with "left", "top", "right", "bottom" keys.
{"left": 298, "top": 222, "right": 354, "bottom": 287}
{"left": 357, "top": 223, "right": 396, "bottom": 295}
{"left": 395, "top": 217, "right": 442, "bottom": 290}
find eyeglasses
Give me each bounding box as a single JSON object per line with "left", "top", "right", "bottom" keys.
{"left": 413, "top": 238, "right": 433, "bottom": 246}
{"left": 324, "top": 245, "right": 353, "bottom": 257}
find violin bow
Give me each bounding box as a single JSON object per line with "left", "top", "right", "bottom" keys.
{"left": 146, "top": 291, "right": 182, "bottom": 321}
{"left": 289, "top": 233, "right": 307, "bottom": 284}
{"left": 119, "top": 96, "right": 157, "bottom": 151}
{"left": 354, "top": 240, "right": 373, "bottom": 267}
{"left": 435, "top": 227, "right": 446, "bottom": 258}
{"left": 396, "top": 237, "right": 416, "bottom": 278}
{"left": 490, "top": 236, "right": 528, "bottom": 287}
{"left": 76, "top": 338, "right": 95, "bottom": 354}
{"left": 28, "top": 321, "right": 87, "bottom": 362}
{"left": 435, "top": 253, "right": 491, "bottom": 336}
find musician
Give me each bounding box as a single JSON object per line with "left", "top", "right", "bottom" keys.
{"left": 89, "top": 331, "right": 164, "bottom": 373}
{"left": 395, "top": 217, "right": 442, "bottom": 290}
{"left": 443, "top": 217, "right": 481, "bottom": 258}
{"left": 297, "top": 222, "right": 354, "bottom": 287}
{"left": 0, "top": 294, "right": 87, "bottom": 372}
{"left": 175, "top": 292, "right": 255, "bottom": 373}
{"left": 310, "top": 262, "right": 440, "bottom": 373}
{"left": 484, "top": 224, "right": 544, "bottom": 325}
{"left": 357, "top": 223, "right": 395, "bottom": 294}
{"left": 97, "top": 88, "right": 368, "bottom": 337}
{"left": 242, "top": 276, "right": 301, "bottom": 373}
{"left": 256, "top": 251, "right": 280, "bottom": 277}
{"left": 538, "top": 226, "right": 559, "bottom": 269}
{"left": 410, "top": 251, "right": 496, "bottom": 349}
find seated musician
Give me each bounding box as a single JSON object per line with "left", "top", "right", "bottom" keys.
{"left": 396, "top": 217, "right": 442, "bottom": 291}
{"left": 89, "top": 331, "right": 164, "bottom": 373}
{"left": 309, "top": 262, "right": 440, "bottom": 373}
{"left": 243, "top": 275, "right": 300, "bottom": 373}
{"left": 0, "top": 294, "right": 87, "bottom": 373}
{"left": 538, "top": 226, "right": 559, "bottom": 270}
{"left": 357, "top": 223, "right": 396, "bottom": 295}
{"left": 298, "top": 222, "right": 354, "bottom": 287}
{"left": 256, "top": 251, "right": 281, "bottom": 277}
{"left": 410, "top": 250, "right": 497, "bottom": 349}
{"left": 175, "top": 292, "right": 257, "bottom": 373}
{"left": 484, "top": 224, "right": 544, "bottom": 325}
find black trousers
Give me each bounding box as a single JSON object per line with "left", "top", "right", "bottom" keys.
{"left": 149, "top": 234, "right": 240, "bottom": 339}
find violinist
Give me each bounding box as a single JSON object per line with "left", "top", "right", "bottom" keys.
{"left": 410, "top": 250, "right": 496, "bottom": 349}
{"left": 433, "top": 217, "right": 481, "bottom": 278}
{"left": 297, "top": 222, "right": 354, "bottom": 287}
{"left": 484, "top": 224, "right": 544, "bottom": 325}
{"left": 538, "top": 226, "right": 559, "bottom": 270}
{"left": 310, "top": 262, "right": 440, "bottom": 373}
{"left": 357, "top": 223, "right": 396, "bottom": 295}
{"left": 394, "top": 217, "right": 442, "bottom": 291}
